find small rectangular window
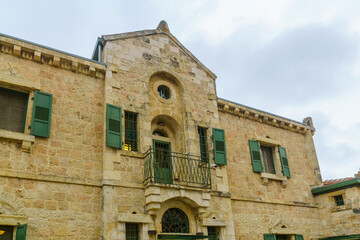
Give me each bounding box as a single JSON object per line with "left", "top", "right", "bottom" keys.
{"left": 198, "top": 127, "right": 208, "bottom": 162}
{"left": 126, "top": 223, "right": 139, "bottom": 240}
{"left": 124, "top": 111, "right": 137, "bottom": 151}
{"left": 0, "top": 87, "right": 28, "bottom": 133}
{"left": 334, "top": 195, "right": 345, "bottom": 206}
{"left": 208, "top": 226, "right": 219, "bottom": 240}
{"left": 260, "top": 146, "right": 275, "bottom": 174}
{"left": 0, "top": 225, "right": 14, "bottom": 240}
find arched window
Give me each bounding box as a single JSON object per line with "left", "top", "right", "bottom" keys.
{"left": 158, "top": 85, "right": 170, "bottom": 99}
{"left": 162, "top": 208, "right": 189, "bottom": 233}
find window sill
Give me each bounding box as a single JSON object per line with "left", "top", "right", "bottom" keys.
{"left": 120, "top": 150, "right": 144, "bottom": 158}
{"left": 331, "top": 204, "right": 352, "bottom": 212}
{"left": 260, "top": 172, "right": 288, "bottom": 187}
{"left": 0, "top": 129, "right": 35, "bottom": 152}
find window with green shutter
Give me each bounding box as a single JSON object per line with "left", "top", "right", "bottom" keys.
{"left": 249, "top": 140, "right": 263, "bottom": 173}
{"left": 15, "top": 224, "right": 27, "bottom": 240}
{"left": 278, "top": 146, "right": 291, "bottom": 178}
{"left": 30, "top": 91, "right": 53, "bottom": 138}
{"left": 106, "top": 104, "right": 122, "bottom": 149}
{"left": 0, "top": 87, "right": 29, "bottom": 133}
{"left": 212, "top": 128, "right": 227, "bottom": 165}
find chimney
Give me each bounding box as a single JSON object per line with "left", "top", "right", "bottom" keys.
{"left": 355, "top": 170, "right": 360, "bottom": 178}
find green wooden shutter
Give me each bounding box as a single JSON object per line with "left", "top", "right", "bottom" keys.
{"left": 279, "top": 146, "right": 291, "bottom": 178}
{"left": 249, "top": 140, "right": 263, "bottom": 173}
{"left": 212, "top": 128, "right": 227, "bottom": 165}
{"left": 30, "top": 91, "right": 53, "bottom": 138}
{"left": 16, "top": 224, "right": 27, "bottom": 240}
{"left": 106, "top": 104, "right": 122, "bottom": 149}
{"left": 264, "top": 234, "right": 276, "bottom": 240}
{"left": 295, "top": 235, "right": 304, "bottom": 240}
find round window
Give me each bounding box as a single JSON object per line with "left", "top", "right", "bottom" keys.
{"left": 158, "top": 85, "right": 170, "bottom": 99}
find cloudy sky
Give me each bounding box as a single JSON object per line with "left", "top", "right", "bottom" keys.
{"left": 1, "top": 0, "right": 359, "bottom": 180}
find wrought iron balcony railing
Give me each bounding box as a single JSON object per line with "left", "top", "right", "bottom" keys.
{"left": 143, "top": 147, "right": 211, "bottom": 189}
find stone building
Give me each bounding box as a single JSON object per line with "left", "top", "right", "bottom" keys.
{"left": 0, "top": 21, "right": 359, "bottom": 240}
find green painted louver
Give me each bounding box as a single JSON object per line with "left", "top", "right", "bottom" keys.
{"left": 279, "top": 146, "right": 291, "bottom": 178}
{"left": 16, "top": 224, "right": 27, "bottom": 240}
{"left": 295, "top": 235, "right": 304, "bottom": 240}
{"left": 264, "top": 234, "right": 276, "bottom": 240}
{"left": 30, "top": 91, "right": 53, "bottom": 138}
{"left": 106, "top": 104, "right": 122, "bottom": 149}
{"left": 249, "top": 140, "right": 263, "bottom": 173}
{"left": 212, "top": 128, "right": 227, "bottom": 165}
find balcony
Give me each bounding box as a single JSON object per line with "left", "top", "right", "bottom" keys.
{"left": 143, "top": 147, "right": 211, "bottom": 189}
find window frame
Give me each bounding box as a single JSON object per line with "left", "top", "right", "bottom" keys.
{"left": 125, "top": 223, "right": 140, "bottom": 240}
{"left": 198, "top": 127, "right": 208, "bottom": 162}
{"left": 124, "top": 111, "right": 138, "bottom": 152}
{"left": 260, "top": 145, "right": 276, "bottom": 174}
{"left": 0, "top": 87, "right": 29, "bottom": 133}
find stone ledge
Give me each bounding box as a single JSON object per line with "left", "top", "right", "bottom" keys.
{"left": 260, "top": 172, "right": 288, "bottom": 187}
{"left": 0, "top": 129, "right": 35, "bottom": 152}
{"left": 231, "top": 196, "right": 318, "bottom": 208}
{"left": 0, "top": 215, "right": 28, "bottom": 226}
{"left": 217, "top": 98, "right": 313, "bottom": 135}
{"left": 0, "top": 34, "right": 106, "bottom": 79}
{"left": 120, "top": 150, "right": 144, "bottom": 159}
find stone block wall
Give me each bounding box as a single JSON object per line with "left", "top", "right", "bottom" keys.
{"left": 0, "top": 177, "right": 102, "bottom": 240}
{"left": 315, "top": 187, "right": 360, "bottom": 237}
{"left": 0, "top": 53, "right": 104, "bottom": 182}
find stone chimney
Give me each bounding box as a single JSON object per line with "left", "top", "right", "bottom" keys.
{"left": 355, "top": 170, "right": 360, "bottom": 178}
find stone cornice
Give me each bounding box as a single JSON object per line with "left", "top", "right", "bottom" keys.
{"left": 0, "top": 33, "right": 106, "bottom": 79}
{"left": 217, "top": 98, "right": 315, "bottom": 135}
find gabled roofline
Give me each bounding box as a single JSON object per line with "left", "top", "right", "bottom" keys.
{"left": 311, "top": 178, "right": 360, "bottom": 196}
{"left": 98, "top": 22, "right": 217, "bottom": 80}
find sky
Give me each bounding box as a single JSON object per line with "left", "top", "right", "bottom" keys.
{"left": 1, "top": 0, "right": 359, "bottom": 180}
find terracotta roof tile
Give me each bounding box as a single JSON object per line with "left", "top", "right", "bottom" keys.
{"left": 323, "top": 177, "right": 355, "bottom": 186}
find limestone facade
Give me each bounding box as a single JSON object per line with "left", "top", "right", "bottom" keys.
{"left": 0, "top": 21, "right": 358, "bottom": 240}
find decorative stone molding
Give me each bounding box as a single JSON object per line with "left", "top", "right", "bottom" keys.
{"left": 269, "top": 220, "right": 297, "bottom": 234}
{"left": 0, "top": 34, "right": 106, "bottom": 79}
{"left": 217, "top": 98, "right": 313, "bottom": 135}
{"left": 118, "top": 207, "right": 152, "bottom": 223}
{"left": 144, "top": 185, "right": 211, "bottom": 217}
{"left": 200, "top": 212, "right": 227, "bottom": 227}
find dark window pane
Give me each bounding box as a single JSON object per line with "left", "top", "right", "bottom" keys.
{"left": 125, "top": 112, "right": 137, "bottom": 151}
{"left": 0, "top": 88, "right": 28, "bottom": 133}
{"left": 126, "top": 223, "right": 139, "bottom": 240}
{"left": 261, "top": 146, "right": 276, "bottom": 174}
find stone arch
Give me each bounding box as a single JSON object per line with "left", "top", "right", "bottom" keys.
{"left": 161, "top": 208, "right": 189, "bottom": 233}
{"left": 155, "top": 198, "right": 198, "bottom": 234}
{"left": 151, "top": 114, "right": 184, "bottom": 152}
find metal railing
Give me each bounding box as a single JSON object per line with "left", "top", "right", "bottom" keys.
{"left": 143, "top": 147, "right": 211, "bottom": 189}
